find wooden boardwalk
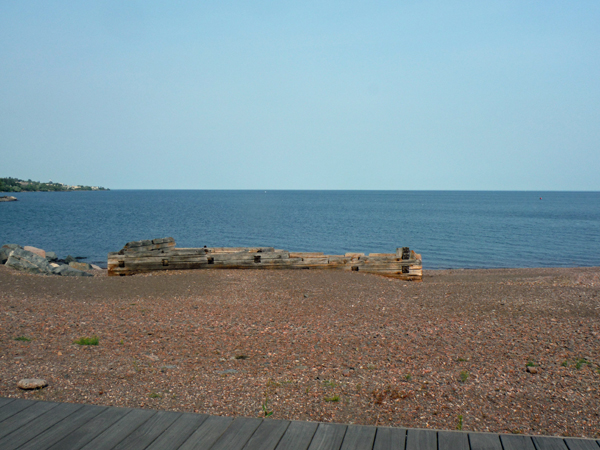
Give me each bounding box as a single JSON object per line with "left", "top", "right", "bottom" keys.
{"left": 0, "top": 397, "right": 598, "bottom": 450}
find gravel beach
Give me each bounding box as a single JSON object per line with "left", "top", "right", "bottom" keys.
{"left": 1, "top": 265, "right": 599, "bottom": 438}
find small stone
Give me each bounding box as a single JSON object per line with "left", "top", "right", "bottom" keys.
{"left": 91, "top": 264, "right": 102, "bottom": 270}
{"left": 17, "top": 378, "right": 48, "bottom": 390}
{"left": 527, "top": 366, "right": 538, "bottom": 374}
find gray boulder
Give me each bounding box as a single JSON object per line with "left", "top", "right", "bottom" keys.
{"left": 45, "top": 251, "right": 58, "bottom": 262}
{"left": 5, "top": 248, "right": 54, "bottom": 275}
{"left": 52, "top": 265, "right": 92, "bottom": 277}
{"left": 64, "top": 255, "right": 76, "bottom": 264}
{"left": 0, "top": 196, "right": 18, "bottom": 202}
{"left": 69, "top": 261, "right": 92, "bottom": 271}
{"left": 1, "top": 244, "right": 22, "bottom": 264}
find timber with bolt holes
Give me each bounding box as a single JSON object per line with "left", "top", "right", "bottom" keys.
{"left": 107, "top": 237, "right": 423, "bottom": 280}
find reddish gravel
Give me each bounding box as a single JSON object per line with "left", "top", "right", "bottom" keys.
{"left": 1, "top": 265, "right": 599, "bottom": 438}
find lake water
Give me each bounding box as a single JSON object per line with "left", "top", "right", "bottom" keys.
{"left": 1, "top": 190, "right": 599, "bottom": 269}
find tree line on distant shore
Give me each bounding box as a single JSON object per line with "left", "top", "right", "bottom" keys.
{"left": 0, "top": 177, "right": 108, "bottom": 192}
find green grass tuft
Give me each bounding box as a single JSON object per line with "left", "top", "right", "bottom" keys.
{"left": 459, "top": 370, "right": 469, "bottom": 382}
{"left": 73, "top": 336, "right": 99, "bottom": 346}
{"left": 324, "top": 395, "right": 340, "bottom": 402}
{"left": 14, "top": 336, "right": 31, "bottom": 342}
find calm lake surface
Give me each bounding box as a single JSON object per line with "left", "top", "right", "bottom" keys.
{"left": 1, "top": 190, "right": 599, "bottom": 269}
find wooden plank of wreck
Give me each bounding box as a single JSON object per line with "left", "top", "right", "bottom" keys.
{"left": 307, "top": 423, "right": 347, "bottom": 450}
{"left": 178, "top": 415, "right": 234, "bottom": 450}
{"left": 0, "top": 400, "right": 58, "bottom": 440}
{"left": 340, "top": 424, "right": 377, "bottom": 450}
{"left": 243, "top": 419, "right": 291, "bottom": 450}
{"left": 437, "top": 431, "right": 469, "bottom": 450}
{"left": 0, "top": 402, "right": 84, "bottom": 450}
{"left": 372, "top": 427, "right": 406, "bottom": 450}
{"left": 274, "top": 420, "right": 319, "bottom": 450}
{"left": 289, "top": 252, "right": 325, "bottom": 258}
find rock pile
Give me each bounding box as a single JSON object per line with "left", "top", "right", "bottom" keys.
{"left": 0, "top": 195, "right": 18, "bottom": 202}
{"left": 1, "top": 244, "right": 97, "bottom": 277}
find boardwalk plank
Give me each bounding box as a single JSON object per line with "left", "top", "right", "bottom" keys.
{"left": 564, "top": 439, "right": 600, "bottom": 450}
{"left": 243, "top": 419, "right": 290, "bottom": 450}
{"left": 18, "top": 404, "right": 106, "bottom": 450}
{"left": 179, "top": 415, "right": 235, "bottom": 450}
{"left": 501, "top": 435, "right": 537, "bottom": 450}
{"left": 533, "top": 437, "right": 569, "bottom": 450}
{"left": 307, "top": 423, "right": 347, "bottom": 450}
{"left": 210, "top": 417, "right": 263, "bottom": 450}
{"left": 438, "top": 431, "right": 469, "bottom": 450}
{"left": 46, "top": 405, "right": 131, "bottom": 450}
{"left": 0, "top": 399, "right": 36, "bottom": 423}
{"left": 112, "top": 411, "right": 182, "bottom": 450}
{"left": 565, "top": 438, "right": 600, "bottom": 450}
{"left": 341, "top": 424, "right": 377, "bottom": 450}
{"left": 0, "top": 398, "right": 15, "bottom": 409}
{"left": 469, "top": 432, "right": 503, "bottom": 450}
{"left": 79, "top": 408, "right": 156, "bottom": 450}
{"left": 406, "top": 429, "right": 437, "bottom": 450}
{"left": 0, "top": 402, "right": 83, "bottom": 450}
{"left": 275, "top": 420, "right": 319, "bottom": 450}
{"left": 145, "top": 412, "right": 209, "bottom": 450}
{"left": 373, "top": 427, "right": 406, "bottom": 450}
{"left": 0, "top": 400, "right": 57, "bottom": 439}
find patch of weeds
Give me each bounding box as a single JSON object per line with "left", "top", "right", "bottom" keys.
{"left": 235, "top": 354, "right": 249, "bottom": 360}
{"left": 148, "top": 391, "right": 162, "bottom": 399}
{"left": 261, "top": 394, "right": 273, "bottom": 417}
{"left": 305, "top": 387, "right": 310, "bottom": 395}
{"left": 526, "top": 361, "right": 537, "bottom": 367}
{"left": 457, "top": 415, "right": 463, "bottom": 430}
{"left": 575, "top": 358, "right": 590, "bottom": 370}
{"left": 561, "top": 360, "right": 568, "bottom": 367}
{"left": 73, "top": 336, "right": 99, "bottom": 346}
{"left": 322, "top": 380, "right": 337, "bottom": 388}
{"left": 324, "top": 395, "right": 340, "bottom": 402}
{"left": 457, "top": 357, "right": 467, "bottom": 362}
{"left": 119, "top": 339, "right": 124, "bottom": 345}
{"left": 366, "top": 364, "right": 376, "bottom": 370}
{"left": 14, "top": 336, "right": 31, "bottom": 342}
{"left": 266, "top": 379, "right": 281, "bottom": 388}
{"left": 404, "top": 373, "right": 412, "bottom": 381}
{"left": 372, "top": 386, "right": 410, "bottom": 405}
{"left": 459, "top": 370, "right": 469, "bottom": 382}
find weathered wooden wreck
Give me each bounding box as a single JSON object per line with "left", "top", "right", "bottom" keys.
{"left": 107, "top": 237, "right": 422, "bottom": 281}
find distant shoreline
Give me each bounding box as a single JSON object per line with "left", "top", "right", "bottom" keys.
{"left": 0, "top": 177, "right": 108, "bottom": 193}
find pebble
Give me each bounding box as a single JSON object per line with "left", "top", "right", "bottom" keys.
{"left": 526, "top": 366, "right": 538, "bottom": 374}
{"left": 17, "top": 378, "right": 48, "bottom": 390}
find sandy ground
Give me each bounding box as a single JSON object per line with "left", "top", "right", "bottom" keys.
{"left": 1, "top": 265, "right": 599, "bottom": 438}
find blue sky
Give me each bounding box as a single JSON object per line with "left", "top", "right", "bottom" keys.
{"left": 1, "top": 1, "right": 599, "bottom": 190}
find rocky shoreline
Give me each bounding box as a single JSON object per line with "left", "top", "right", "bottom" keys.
{"left": 1, "top": 243, "right": 102, "bottom": 277}
{"left": 0, "top": 264, "right": 599, "bottom": 438}
{"left": 0, "top": 195, "right": 17, "bottom": 202}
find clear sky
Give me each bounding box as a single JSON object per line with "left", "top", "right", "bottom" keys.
{"left": 1, "top": 1, "right": 599, "bottom": 190}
